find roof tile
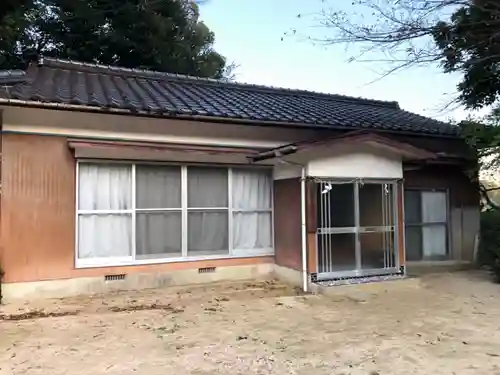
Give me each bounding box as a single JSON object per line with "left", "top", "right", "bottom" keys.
{"left": 0, "top": 58, "right": 459, "bottom": 136}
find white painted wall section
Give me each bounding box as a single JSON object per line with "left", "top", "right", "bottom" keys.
{"left": 306, "top": 151, "right": 403, "bottom": 179}
{"left": 273, "top": 164, "right": 302, "bottom": 180}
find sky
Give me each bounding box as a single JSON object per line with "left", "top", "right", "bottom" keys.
{"left": 199, "top": 0, "right": 484, "bottom": 122}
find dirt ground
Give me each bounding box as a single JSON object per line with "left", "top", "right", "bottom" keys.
{"left": 1, "top": 271, "right": 500, "bottom": 375}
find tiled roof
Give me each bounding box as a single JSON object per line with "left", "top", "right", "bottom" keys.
{"left": 0, "top": 58, "right": 458, "bottom": 136}
{"left": 0, "top": 70, "right": 27, "bottom": 85}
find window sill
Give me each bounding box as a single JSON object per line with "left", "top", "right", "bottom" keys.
{"left": 75, "top": 251, "right": 275, "bottom": 269}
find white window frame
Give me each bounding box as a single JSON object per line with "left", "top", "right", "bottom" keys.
{"left": 75, "top": 161, "right": 274, "bottom": 268}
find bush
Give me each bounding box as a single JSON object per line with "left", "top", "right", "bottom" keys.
{"left": 478, "top": 209, "right": 500, "bottom": 281}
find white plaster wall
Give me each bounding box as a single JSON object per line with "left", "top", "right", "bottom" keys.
{"left": 1, "top": 106, "right": 318, "bottom": 149}
{"left": 273, "top": 164, "right": 302, "bottom": 180}
{"left": 306, "top": 151, "right": 403, "bottom": 179}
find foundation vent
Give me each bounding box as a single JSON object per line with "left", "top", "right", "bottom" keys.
{"left": 104, "top": 274, "right": 126, "bottom": 281}
{"left": 198, "top": 267, "right": 216, "bottom": 274}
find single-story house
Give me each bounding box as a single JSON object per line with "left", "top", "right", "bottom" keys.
{"left": 0, "top": 58, "right": 479, "bottom": 301}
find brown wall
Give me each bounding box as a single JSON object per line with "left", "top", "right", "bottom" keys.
{"left": 273, "top": 178, "right": 302, "bottom": 271}
{"left": 0, "top": 134, "right": 273, "bottom": 283}
{"left": 403, "top": 164, "right": 480, "bottom": 262}
{"left": 306, "top": 181, "right": 317, "bottom": 273}
{"left": 1, "top": 134, "right": 76, "bottom": 282}
{"left": 403, "top": 164, "right": 479, "bottom": 207}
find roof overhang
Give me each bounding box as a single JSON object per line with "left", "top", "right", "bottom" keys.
{"left": 0, "top": 98, "right": 462, "bottom": 140}
{"left": 250, "top": 131, "right": 437, "bottom": 164}
{"left": 68, "top": 138, "right": 266, "bottom": 165}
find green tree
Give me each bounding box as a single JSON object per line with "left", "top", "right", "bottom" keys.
{"left": 433, "top": 1, "right": 500, "bottom": 109}
{"left": 0, "top": 0, "right": 32, "bottom": 21}
{"left": 462, "top": 106, "right": 500, "bottom": 188}
{"left": 0, "top": 0, "right": 233, "bottom": 79}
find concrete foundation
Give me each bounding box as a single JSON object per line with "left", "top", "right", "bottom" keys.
{"left": 1, "top": 263, "right": 274, "bottom": 302}
{"left": 406, "top": 260, "right": 473, "bottom": 276}
{"left": 312, "top": 277, "right": 422, "bottom": 302}
{"left": 1, "top": 261, "right": 475, "bottom": 303}
{"left": 272, "top": 265, "right": 303, "bottom": 287}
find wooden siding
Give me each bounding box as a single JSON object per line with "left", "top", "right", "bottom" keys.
{"left": 0, "top": 134, "right": 273, "bottom": 283}
{"left": 0, "top": 133, "right": 478, "bottom": 284}
{"left": 403, "top": 164, "right": 479, "bottom": 207}
{"left": 1, "top": 134, "right": 76, "bottom": 282}
{"left": 273, "top": 178, "right": 302, "bottom": 271}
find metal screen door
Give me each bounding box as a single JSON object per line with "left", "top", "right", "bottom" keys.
{"left": 316, "top": 180, "right": 399, "bottom": 280}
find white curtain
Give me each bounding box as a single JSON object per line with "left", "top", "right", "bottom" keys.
{"left": 232, "top": 169, "right": 272, "bottom": 251}
{"left": 78, "top": 164, "right": 131, "bottom": 210}
{"left": 78, "top": 164, "right": 132, "bottom": 259}
{"left": 233, "top": 212, "right": 272, "bottom": 250}
{"left": 422, "top": 226, "right": 447, "bottom": 257}
{"left": 421, "top": 191, "right": 447, "bottom": 257}
{"left": 232, "top": 169, "right": 271, "bottom": 209}
{"left": 421, "top": 191, "right": 447, "bottom": 223}
{"left": 78, "top": 214, "right": 132, "bottom": 258}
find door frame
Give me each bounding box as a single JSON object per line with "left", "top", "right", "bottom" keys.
{"left": 314, "top": 178, "right": 402, "bottom": 281}
{"left": 404, "top": 188, "right": 451, "bottom": 261}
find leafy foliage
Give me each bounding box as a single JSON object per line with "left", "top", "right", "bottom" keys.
{"left": 461, "top": 107, "right": 500, "bottom": 179}
{"left": 459, "top": 106, "right": 500, "bottom": 281}
{"left": 458, "top": 106, "right": 500, "bottom": 209}
{"left": 0, "top": 0, "right": 232, "bottom": 79}
{"left": 477, "top": 208, "right": 500, "bottom": 281}
{"left": 432, "top": 1, "right": 500, "bottom": 109}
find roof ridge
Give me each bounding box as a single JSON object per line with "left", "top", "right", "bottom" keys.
{"left": 38, "top": 57, "right": 400, "bottom": 109}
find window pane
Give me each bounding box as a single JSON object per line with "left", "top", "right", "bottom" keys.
{"left": 405, "top": 226, "right": 422, "bottom": 261}
{"left": 232, "top": 169, "right": 272, "bottom": 209}
{"left": 422, "top": 225, "right": 447, "bottom": 259}
{"left": 360, "top": 231, "right": 396, "bottom": 269}
{"left": 404, "top": 190, "right": 421, "bottom": 224}
{"left": 233, "top": 212, "right": 272, "bottom": 250}
{"left": 136, "top": 212, "right": 182, "bottom": 259}
{"left": 316, "top": 183, "right": 355, "bottom": 227}
{"left": 188, "top": 167, "right": 228, "bottom": 207}
{"left": 78, "top": 214, "right": 132, "bottom": 258}
{"left": 359, "top": 183, "right": 395, "bottom": 227}
{"left": 317, "top": 233, "right": 356, "bottom": 272}
{"left": 136, "top": 165, "right": 181, "bottom": 208}
{"left": 188, "top": 212, "right": 228, "bottom": 255}
{"left": 79, "top": 164, "right": 131, "bottom": 210}
{"left": 422, "top": 191, "right": 447, "bottom": 223}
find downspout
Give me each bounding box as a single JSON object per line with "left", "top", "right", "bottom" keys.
{"left": 300, "top": 167, "right": 308, "bottom": 292}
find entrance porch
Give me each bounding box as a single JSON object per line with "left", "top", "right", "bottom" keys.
{"left": 258, "top": 131, "right": 437, "bottom": 289}
{"left": 311, "top": 178, "right": 402, "bottom": 281}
